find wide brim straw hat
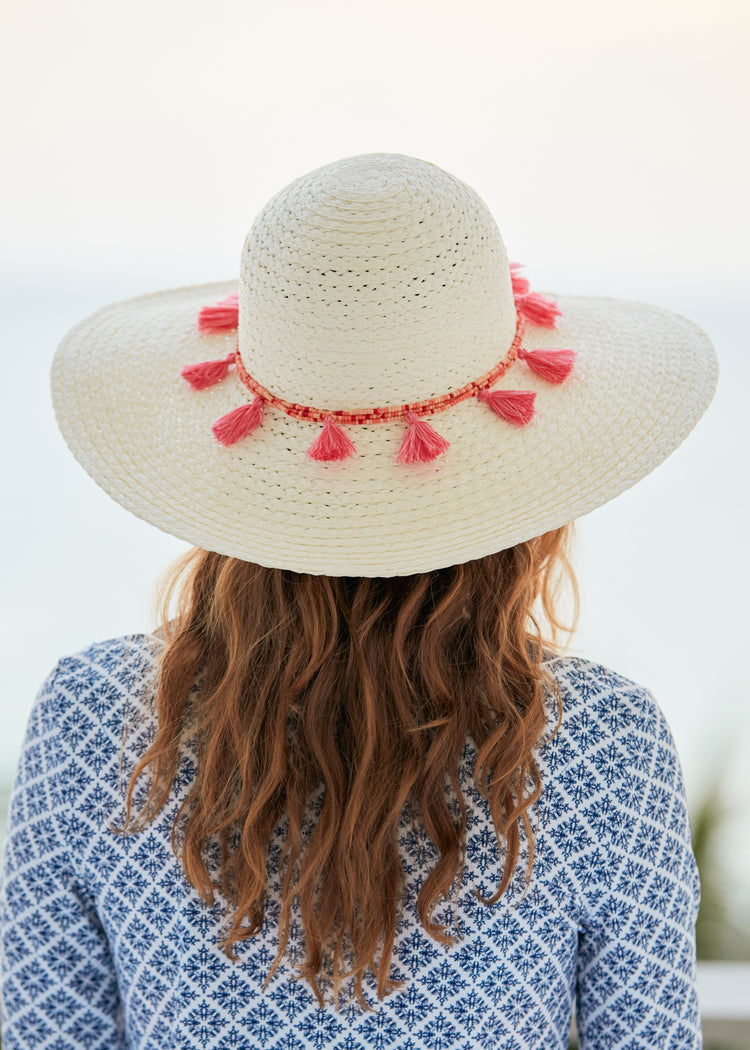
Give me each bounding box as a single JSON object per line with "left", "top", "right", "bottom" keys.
{"left": 51, "top": 153, "right": 718, "bottom": 577}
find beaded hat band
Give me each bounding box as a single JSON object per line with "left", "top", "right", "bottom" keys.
{"left": 181, "top": 264, "right": 577, "bottom": 464}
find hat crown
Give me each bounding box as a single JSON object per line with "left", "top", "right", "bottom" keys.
{"left": 238, "top": 153, "right": 516, "bottom": 409}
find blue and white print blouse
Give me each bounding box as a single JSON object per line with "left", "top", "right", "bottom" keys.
{"left": 1, "top": 634, "right": 701, "bottom": 1048}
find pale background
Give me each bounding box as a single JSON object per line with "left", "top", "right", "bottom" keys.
{"left": 1, "top": 0, "right": 748, "bottom": 907}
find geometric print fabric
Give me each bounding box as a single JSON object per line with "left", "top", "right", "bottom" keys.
{"left": 1, "top": 634, "right": 701, "bottom": 1048}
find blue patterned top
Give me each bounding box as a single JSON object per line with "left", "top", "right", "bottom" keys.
{"left": 1, "top": 634, "right": 701, "bottom": 1048}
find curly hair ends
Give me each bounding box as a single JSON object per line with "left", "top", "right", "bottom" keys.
{"left": 112, "top": 525, "right": 578, "bottom": 1011}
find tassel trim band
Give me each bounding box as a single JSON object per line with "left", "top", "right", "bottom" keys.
{"left": 183, "top": 263, "right": 578, "bottom": 462}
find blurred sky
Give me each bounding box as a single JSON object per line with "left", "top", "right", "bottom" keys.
{"left": 1, "top": 0, "right": 748, "bottom": 889}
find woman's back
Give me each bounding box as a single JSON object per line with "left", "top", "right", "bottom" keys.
{"left": 1, "top": 152, "right": 717, "bottom": 1048}
{"left": 1, "top": 632, "right": 700, "bottom": 1048}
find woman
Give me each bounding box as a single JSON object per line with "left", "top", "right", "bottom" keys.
{"left": 0, "top": 153, "right": 717, "bottom": 1048}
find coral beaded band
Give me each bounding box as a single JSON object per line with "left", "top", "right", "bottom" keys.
{"left": 232, "top": 314, "right": 525, "bottom": 425}
{"left": 180, "top": 264, "right": 578, "bottom": 463}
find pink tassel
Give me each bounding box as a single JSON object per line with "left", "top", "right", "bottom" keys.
{"left": 518, "top": 347, "right": 577, "bottom": 384}
{"left": 198, "top": 292, "right": 239, "bottom": 333}
{"left": 212, "top": 396, "right": 265, "bottom": 446}
{"left": 181, "top": 353, "right": 235, "bottom": 390}
{"left": 509, "top": 261, "right": 530, "bottom": 297}
{"left": 306, "top": 416, "right": 357, "bottom": 461}
{"left": 478, "top": 388, "right": 536, "bottom": 426}
{"left": 397, "top": 412, "right": 450, "bottom": 464}
{"left": 516, "top": 291, "right": 562, "bottom": 329}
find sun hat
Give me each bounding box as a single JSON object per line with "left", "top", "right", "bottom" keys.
{"left": 51, "top": 152, "right": 719, "bottom": 577}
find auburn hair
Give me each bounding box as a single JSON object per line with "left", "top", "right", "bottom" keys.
{"left": 114, "top": 526, "right": 578, "bottom": 1010}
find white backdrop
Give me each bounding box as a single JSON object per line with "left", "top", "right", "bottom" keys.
{"left": 1, "top": 0, "right": 748, "bottom": 896}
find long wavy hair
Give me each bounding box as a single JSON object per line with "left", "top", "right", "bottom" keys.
{"left": 114, "top": 526, "right": 578, "bottom": 1010}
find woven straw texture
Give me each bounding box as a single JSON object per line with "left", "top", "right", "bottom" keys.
{"left": 51, "top": 154, "right": 718, "bottom": 576}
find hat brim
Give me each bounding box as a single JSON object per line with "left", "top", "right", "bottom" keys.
{"left": 51, "top": 282, "right": 718, "bottom": 576}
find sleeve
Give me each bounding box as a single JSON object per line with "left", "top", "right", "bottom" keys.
{"left": 575, "top": 687, "right": 702, "bottom": 1049}
{"left": 1, "top": 665, "right": 125, "bottom": 1049}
